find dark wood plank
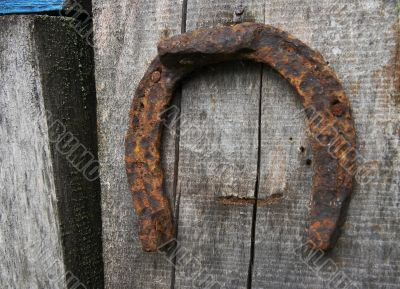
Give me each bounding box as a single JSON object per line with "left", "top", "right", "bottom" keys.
{"left": 253, "top": 1, "right": 400, "bottom": 288}
{"left": 34, "top": 16, "right": 104, "bottom": 288}
{"left": 92, "top": 0, "right": 184, "bottom": 288}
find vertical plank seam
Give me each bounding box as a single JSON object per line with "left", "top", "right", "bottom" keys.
{"left": 181, "top": 0, "right": 187, "bottom": 34}
{"left": 170, "top": 89, "right": 182, "bottom": 289}
{"left": 246, "top": 65, "right": 264, "bottom": 289}
{"left": 170, "top": 1, "right": 188, "bottom": 288}
{"left": 247, "top": 6, "right": 266, "bottom": 289}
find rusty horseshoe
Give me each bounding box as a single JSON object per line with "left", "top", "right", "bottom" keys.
{"left": 125, "top": 23, "right": 356, "bottom": 252}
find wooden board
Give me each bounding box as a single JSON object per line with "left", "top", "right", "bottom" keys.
{"left": 0, "top": 15, "right": 103, "bottom": 289}
{"left": 92, "top": 0, "right": 184, "bottom": 288}
{"left": 173, "top": 1, "right": 264, "bottom": 288}
{"left": 33, "top": 16, "right": 103, "bottom": 288}
{"left": 0, "top": 15, "right": 66, "bottom": 289}
{"left": 253, "top": 1, "right": 400, "bottom": 288}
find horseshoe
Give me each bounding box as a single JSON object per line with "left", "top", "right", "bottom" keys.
{"left": 125, "top": 22, "right": 356, "bottom": 252}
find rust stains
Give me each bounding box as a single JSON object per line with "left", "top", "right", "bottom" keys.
{"left": 125, "top": 22, "right": 356, "bottom": 252}
{"left": 217, "top": 194, "right": 284, "bottom": 206}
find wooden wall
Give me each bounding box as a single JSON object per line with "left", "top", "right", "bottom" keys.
{"left": 92, "top": 0, "right": 399, "bottom": 288}
{"left": 1, "top": 0, "right": 399, "bottom": 288}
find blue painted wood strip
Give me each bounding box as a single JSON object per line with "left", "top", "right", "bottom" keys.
{"left": 0, "top": 0, "right": 65, "bottom": 14}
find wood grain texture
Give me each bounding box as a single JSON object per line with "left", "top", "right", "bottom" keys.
{"left": 0, "top": 15, "right": 103, "bottom": 288}
{"left": 0, "top": 16, "right": 66, "bottom": 289}
{"left": 253, "top": 1, "right": 400, "bottom": 288}
{"left": 92, "top": 0, "right": 183, "bottom": 288}
{"left": 33, "top": 16, "right": 104, "bottom": 288}
{"left": 173, "top": 1, "right": 265, "bottom": 288}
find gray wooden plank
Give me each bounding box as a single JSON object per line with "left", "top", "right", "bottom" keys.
{"left": 0, "top": 15, "right": 66, "bottom": 289}
{"left": 253, "top": 1, "right": 400, "bottom": 288}
{"left": 173, "top": 1, "right": 265, "bottom": 288}
{"left": 92, "top": 0, "right": 184, "bottom": 288}
{"left": 258, "top": 68, "right": 309, "bottom": 200}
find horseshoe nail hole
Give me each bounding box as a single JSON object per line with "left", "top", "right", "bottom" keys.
{"left": 289, "top": 137, "right": 293, "bottom": 141}
{"left": 299, "top": 146, "right": 305, "bottom": 153}
{"left": 331, "top": 99, "right": 346, "bottom": 117}
{"left": 326, "top": 61, "right": 330, "bottom": 65}
{"left": 151, "top": 71, "right": 161, "bottom": 82}
{"left": 132, "top": 116, "right": 139, "bottom": 126}
{"left": 306, "top": 159, "right": 312, "bottom": 166}
{"left": 140, "top": 138, "right": 149, "bottom": 148}
{"left": 286, "top": 46, "right": 295, "bottom": 53}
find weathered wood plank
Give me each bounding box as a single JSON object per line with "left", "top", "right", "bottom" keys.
{"left": 0, "top": 15, "right": 66, "bottom": 289}
{"left": 258, "top": 68, "right": 308, "bottom": 200}
{"left": 253, "top": 1, "right": 400, "bottom": 288}
{"left": 92, "top": 0, "right": 184, "bottom": 288}
{"left": 0, "top": 15, "right": 102, "bottom": 289}
{"left": 173, "top": 1, "right": 265, "bottom": 288}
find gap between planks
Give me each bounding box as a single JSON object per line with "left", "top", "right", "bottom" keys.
{"left": 170, "top": 1, "right": 188, "bottom": 288}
